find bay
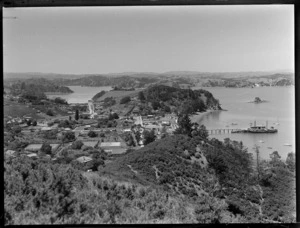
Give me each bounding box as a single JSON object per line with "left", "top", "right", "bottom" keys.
{"left": 46, "top": 86, "right": 112, "bottom": 104}
{"left": 192, "top": 86, "right": 295, "bottom": 160}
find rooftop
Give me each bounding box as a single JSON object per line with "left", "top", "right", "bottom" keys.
{"left": 82, "top": 141, "right": 99, "bottom": 148}
{"left": 76, "top": 156, "right": 93, "bottom": 163}
{"left": 100, "top": 142, "right": 121, "bottom": 147}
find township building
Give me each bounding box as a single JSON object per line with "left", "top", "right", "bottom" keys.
{"left": 82, "top": 141, "right": 99, "bottom": 148}
{"left": 100, "top": 142, "right": 126, "bottom": 155}
{"left": 76, "top": 156, "right": 93, "bottom": 163}
{"left": 24, "top": 144, "right": 61, "bottom": 153}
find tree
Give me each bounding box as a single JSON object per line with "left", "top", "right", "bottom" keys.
{"left": 163, "top": 105, "right": 171, "bottom": 113}
{"left": 270, "top": 151, "right": 281, "bottom": 161}
{"left": 108, "top": 113, "right": 114, "bottom": 120}
{"left": 62, "top": 131, "right": 76, "bottom": 143}
{"left": 26, "top": 119, "right": 32, "bottom": 126}
{"left": 69, "top": 116, "right": 72, "bottom": 121}
{"left": 32, "top": 120, "right": 37, "bottom": 126}
{"left": 143, "top": 129, "right": 156, "bottom": 145}
{"left": 174, "top": 114, "right": 192, "bottom": 136}
{"left": 75, "top": 110, "right": 79, "bottom": 121}
{"left": 71, "top": 140, "right": 84, "bottom": 149}
{"left": 138, "top": 91, "right": 146, "bottom": 101}
{"left": 191, "top": 124, "right": 208, "bottom": 140}
{"left": 112, "top": 113, "right": 119, "bottom": 119}
{"left": 54, "top": 97, "right": 68, "bottom": 105}
{"left": 12, "top": 126, "right": 22, "bottom": 134}
{"left": 120, "top": 96, "right": 131, "bottom": 104}
{"left": 135, "top": 131, "right": 141, "bottom": 144}
{"left": 151, "top": 101, "right": 161, "bottom": 110}
{"left": 46, "top": 109, "right": 54, "bottom": 116}
{"left": 40, "top": 142, "right": 52, "bottom": 155}
{"left": 88, "top": 130, "right": 97, "bottom": 138}
{"left": 286, "top": 152, "right": 295, "bottom": 172}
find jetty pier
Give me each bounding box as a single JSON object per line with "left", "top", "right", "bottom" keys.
{"left": 206, "top": 129, "right": 242, "bottom": 135}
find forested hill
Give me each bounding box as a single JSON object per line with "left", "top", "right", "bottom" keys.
{"left": 142, "top": 85, "right": 221, "bottom": 113}
{"left": 5, "top": 71, "right": 294, "bottom": 88}
{"left": 92, "top": 85, "right": 221, "bottom": 116}
{"left": 99, "top": 134, "right": 295, "bottom": 223}
{"left": 4, "top": 78, "right": 73, "bottom": 95}
{"left": 54, "top": 75, "right": 160, "bottom": 88}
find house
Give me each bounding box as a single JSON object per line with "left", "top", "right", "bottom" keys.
{"left": 162, "top": 121, "right": 171, "bottom": 126}
{"left": 100, "top": 142, "right": 121, "bottom": 147}
{"left": 50, "top": 144, "right": 61, "bottom": 152}
{"left": 41, "top": 127, "right": 52, "bottom": 131}
{"left": 82, "top": 141, "right": 99, "bottom": 148}
{"left": 132, "top": 107, "right": 140, "bottom": 115}
{"left": 25, "top": 144, "right": 43, "bottom": 152}
{"left": 24, "top": 144, "right": 60, "bottom": 153}
{"left": 76, "top": 156, "right": 93, "bottom": 163}
{"left": 100, "top": 142, "right": 126, "bottom": 155}
{"left": 27, "top": 153, "right": 38, "bottom": 158}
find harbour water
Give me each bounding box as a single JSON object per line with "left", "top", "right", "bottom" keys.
{"left": 46, "top": 86, "right": 112, "bottom": 104}
{"left": 192, "top": 86, "right": 295, "bottom": 160}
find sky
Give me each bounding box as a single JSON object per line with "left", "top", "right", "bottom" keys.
{"left": 3, "top": 5, "right": 294, "bottom": 74}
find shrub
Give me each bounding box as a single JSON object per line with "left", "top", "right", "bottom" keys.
{"left": 71, "top": 140, "right": 84, "bottom": 150}
{"left": 26, "top": 119, "right": 32, "bottom": 126}
{"left": 46, "top": 109, "right": 54, "bottom": 116}
{"left": 47, "top": 122, "right": 54, "bottom": 127}
{"left": 54, "top": 97, "right": 68, "bottom": 105}
{"left": 62, "top": 132, "right": 76, "bottom": 143}
{"left": 40, "top": 143, "right": 52, "bottom": 154}
{"left": 120, "top": 96, "right": 131, "bottom": 104}
{"left": 88, "top": 131, "right": 97, "bottom": 138}
{"left": 11, "top": 126, "right": 22, "bottom": 134}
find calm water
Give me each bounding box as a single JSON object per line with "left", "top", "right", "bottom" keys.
{"left": 46, "top": 86, "right": 112, "bottom": 104}
{"left": 192, "top": 86, "right": 295, "bottom": 160}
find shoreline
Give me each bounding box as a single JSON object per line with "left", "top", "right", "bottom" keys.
{"left": 190, "top": 110, "right": 221, "bottom": 123}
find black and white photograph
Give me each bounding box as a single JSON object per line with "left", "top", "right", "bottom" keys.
{"left": 3, "top": 4, "right": 296, "bottom": 225}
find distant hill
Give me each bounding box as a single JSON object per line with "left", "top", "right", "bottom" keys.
{"left": 5, "top": 78, "right": 73, "bottom": 95}
{"left": 4, "top": 71, "right": 294, "bottom": 89}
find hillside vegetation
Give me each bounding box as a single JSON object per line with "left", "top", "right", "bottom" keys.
{"left": 5, "top": 132, "right": 295, "bottom": 224}
{"left": 92, "top": 85, "right": 221, "bottom": 116}
{"left": 6, "top": 78, "right": 73, "bottom": 96}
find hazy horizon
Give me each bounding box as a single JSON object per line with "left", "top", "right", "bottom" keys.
{"left": 3, "top": 5, "right": 294, "bottom": 74}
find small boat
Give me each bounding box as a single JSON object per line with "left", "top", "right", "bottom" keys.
{"left": 258, "top": 140, "right": 265, "bottom": 143}
{"left": 284, "top": 143, "right": 292, "bottom": 147}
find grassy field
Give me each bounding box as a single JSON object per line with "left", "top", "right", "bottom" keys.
{"left": 4, "top": 103, "right": 44, "bottom": 119}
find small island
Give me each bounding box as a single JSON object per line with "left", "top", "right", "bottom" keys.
{"left": 248, "top": 97, "right": 268, "bottom": 103}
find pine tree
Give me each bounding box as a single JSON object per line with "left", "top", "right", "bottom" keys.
{"left": 174, "top": 114, "right": 192, "bottom": 136}
{"left": 75, "top": 110, "right": 79, "bottom": 121}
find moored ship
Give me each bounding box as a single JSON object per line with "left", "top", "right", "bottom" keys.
{"left": 232, "top": 121, "right": 278, "bottom": 133}
{"left": 247, "top": 121, "right": 278, "bottom": 133}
